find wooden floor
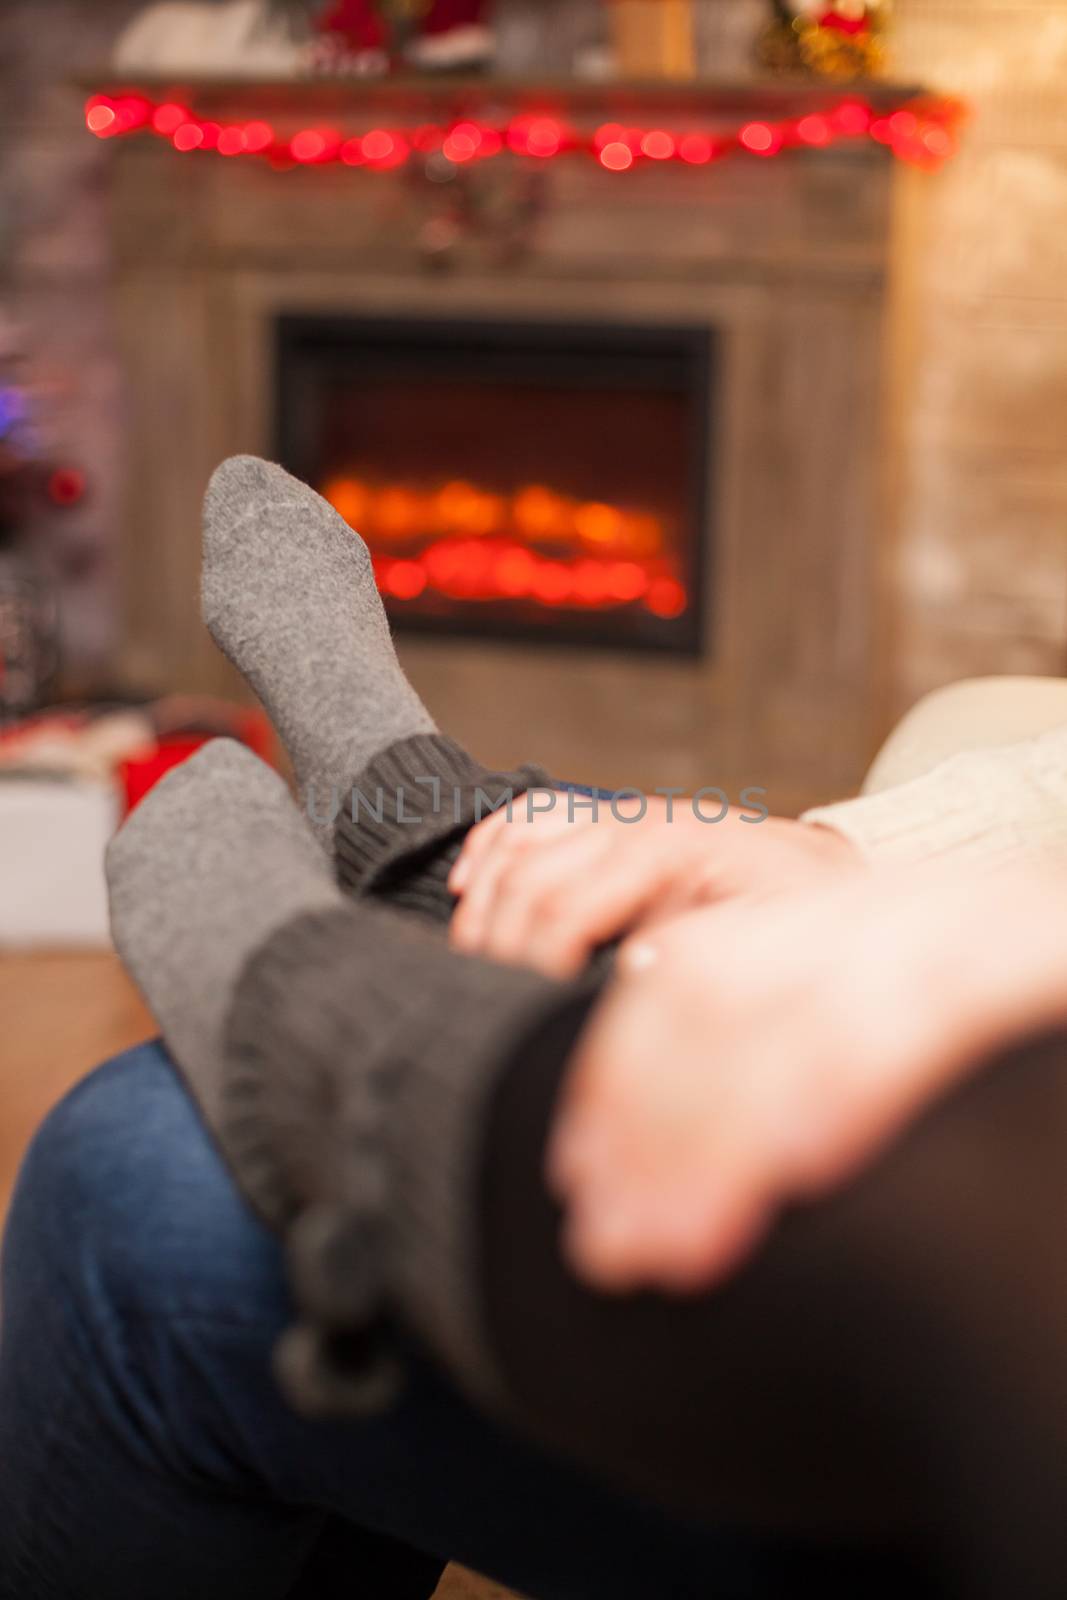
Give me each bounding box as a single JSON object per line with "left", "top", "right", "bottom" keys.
{"left": 0, "top": 951, "right": 154, "bottom": 1220}
{"left": 0, "top": 950, "right": 519, "bottom": 1600}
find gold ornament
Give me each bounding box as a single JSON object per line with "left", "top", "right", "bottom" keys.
{"left": 379, "top": 0, "right": 432, "bottom": 20}
{"left": 759, "top": 2, "right": 891, "bottom": 80}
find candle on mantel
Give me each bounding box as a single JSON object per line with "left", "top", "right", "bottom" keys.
{"left": 609, "top": 0, "right": 696, "bottom": 79}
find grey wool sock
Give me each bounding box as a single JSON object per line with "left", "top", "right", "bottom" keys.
{"left": 105, "top": 738, "right": 342, "bottom": 1221}
{"left": 202, "top": 455, "right": 437, "bottom": 853}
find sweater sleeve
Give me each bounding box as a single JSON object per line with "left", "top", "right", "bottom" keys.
{"left": 802, "top": 723, "right": 1067, "bottom": 866}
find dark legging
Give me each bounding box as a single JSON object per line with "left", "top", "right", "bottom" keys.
{"left": 478, "top": 1004, "right": 1067, "bottom": 1599}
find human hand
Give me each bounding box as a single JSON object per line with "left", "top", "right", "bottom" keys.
{"left": 547, "top": 861, "right": 1067, "bottom": 1293}
{"left": 449, "top": 793, "right": 858, "bottom": 976}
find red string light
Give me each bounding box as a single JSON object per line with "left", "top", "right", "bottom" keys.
{"left": 678, "top": 133, "right": 715, "bottom": 165}
{"left": 152, "top": 102, "right": 186, "bottom": 135}
{"left": 739, "top": 121, "right": 779, "bottom": 156}
{"left": 84, "top": 91, "right": 966, "bottom": 173}
{"left": 599, "top": 141, "right": 634, "bottom": 172}
{"left": 86, "top": 103, "right": 117, "bottom": 135}
{"left": 641, "top": 130, "right": 676, "bottom": 161}
{"left": 46, "top": 467, "right": 87, "bottom": 508}
{"left": 173, "top": 122, "right": 204, "bottom": 152}
{"left": 290, "top": 128, "right": 330, "bottom": 162}
{"left": 797, "top": 114, "right": 832, "bottom": 147}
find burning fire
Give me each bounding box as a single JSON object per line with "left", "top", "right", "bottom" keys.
{"left": 320, "top": 474, "right": 688, "bottom": 619}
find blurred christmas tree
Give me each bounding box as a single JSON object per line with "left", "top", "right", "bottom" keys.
{"left": 0, "top": 317, "right": 74, "bottom": 718}
{"left": 0, "top": 325, "right": 33, "bottom": 551}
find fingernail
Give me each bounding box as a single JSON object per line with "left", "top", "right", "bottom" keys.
{"left": 448, "top": 857, "right": 469, "bottom": 892}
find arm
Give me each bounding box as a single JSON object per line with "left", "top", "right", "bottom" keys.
{"left": 803, "top": 722, "right": 1067, "bottom": 865}
{"left": 450, "top": 799, "right": 860, "bottom": 976}
{"left": 551, "top": 856, "right": 1067, "bottom": 1291}
{"left": 451, "top": 723, "right": 1067, "bottom": 978}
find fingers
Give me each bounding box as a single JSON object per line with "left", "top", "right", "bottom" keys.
{"left": 561, "top": 1178, "right": 773, "bottom": 1294}
{"left": 550, "top": 1057, "right": 782, "bottom": 1293}
{"left": 538, "top": 863, "right": 1017, "bottom": 1297}
{"left": 475, "top": 826, "right": 619, "bottom": 973}
{"left": 448, "top": 803, "right": 512, "bottom": 895}
{"left": 453, "top": 815, "right": 703, "bottom": 976}
{"left": 549, "top": 1034, "right": 931, "bottom": 1295}
{"left": 450, "top": 801, "right": 580, "bottom": 956}
{"left": 450, "top": 786, "right": 604, "bottom": 896}
{"left": 480, "top": 827, "right": 692, "bottom": 975}
{"left": 545, "top": 985, "right": 855, "bottom": 1293}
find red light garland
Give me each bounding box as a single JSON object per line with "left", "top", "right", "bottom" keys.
{"left": 84, "top": 91, "right": 966, "bottom": 173}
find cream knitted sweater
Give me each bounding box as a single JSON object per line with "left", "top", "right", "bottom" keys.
{"left": 803, "top": 723, "right": 1067, "bottom": 865}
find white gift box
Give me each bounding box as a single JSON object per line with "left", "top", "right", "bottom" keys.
{"left": 0, "top": 776, "right": 119, "bottom": 949}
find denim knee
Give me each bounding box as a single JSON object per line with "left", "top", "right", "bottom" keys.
{"left": 3, "top": 1042, "right": 289, "bottom": 1332}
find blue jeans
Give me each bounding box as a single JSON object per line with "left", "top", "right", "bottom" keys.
{"left": 0, "top": 1043, "right": 917, "bottom": 1599}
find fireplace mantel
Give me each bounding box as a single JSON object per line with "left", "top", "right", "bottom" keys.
{"left": 106, "top": 72, "right": 925, "bottom": 813}
{"left": 85, "top": 72, "right": 924, "bottom": 116}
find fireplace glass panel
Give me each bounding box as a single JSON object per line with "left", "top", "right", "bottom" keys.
{"left": 275, "top": 316, "right": 713, "bottom": 654}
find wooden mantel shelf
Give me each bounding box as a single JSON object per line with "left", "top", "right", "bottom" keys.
{"left": 82, "top": 71, "right": 924, "bottom": 125}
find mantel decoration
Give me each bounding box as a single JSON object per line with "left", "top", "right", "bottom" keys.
{"left": 0, "top": 324, "right": 79, "bottom": 719}
{"left": 607, "top": 0, "right": 697, "bottom": 80}
{"left": 112, "top": 0, "right": 495, "bottom": 78}
{"left": 759, "top": 0, "right": 891, "bottom": 79}
{"left": 311, "top": 0, "right": 494, "bottom": 73}
{"left": 113, "top": 1, "right": 898, "bottom": 81}
{"left": 85, "top": 88, "right": 965, "bottom": 172}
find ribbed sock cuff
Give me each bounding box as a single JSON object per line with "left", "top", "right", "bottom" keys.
{"left": 334, "top": 733, "right": 552, "bottom": 923}
{"left": 221, "top": 897, "right": 597, "bottom": 1418}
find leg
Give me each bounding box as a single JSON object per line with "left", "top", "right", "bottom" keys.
{"left": 0, "top": 1043, "right": 907, "bottom": 1600}
{"left": 0, "top": 1042, "right": 443, "bottom": 1600}
{"left": 105, "top": 737, "right": 1067, "bottom": 1593}
{"left": 229, "top": 878, "right": 1067, "bottom": 1595}
{"left": 479, "top": 1009, "right": 1067, "bottom": 1597}
{"left": 200, "top": 454, "right": 552, "bottom": 912}
{"left": 236, "top": 928, "right": 1067, "bottom": 1595}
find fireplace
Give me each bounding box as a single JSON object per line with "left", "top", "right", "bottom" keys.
{"left": 274, "top": 314, "right": 714, "bottom": 654}
{"left": 112, "top": 76, "right": 907, "bottom": 810}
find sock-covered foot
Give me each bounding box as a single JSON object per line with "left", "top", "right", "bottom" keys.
{"left": 202, "top": 454, "right": 552, "bottom": 916}
{"left": 106, "top": 737, "right": 343, "bottom": 1219}
{"left": 202, "top": 455, "right": 437, "bottom": 852}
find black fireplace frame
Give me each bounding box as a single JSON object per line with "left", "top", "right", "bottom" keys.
{"left": 273, "top": 312, "right": 716, "bottom": 658}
